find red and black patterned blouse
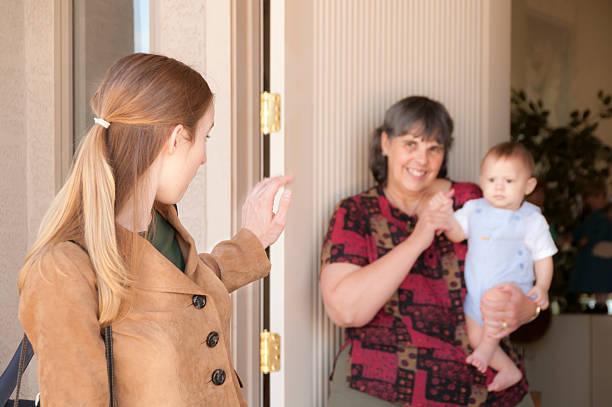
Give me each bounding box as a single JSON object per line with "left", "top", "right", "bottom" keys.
{"left": 321, "top": 182, "right": 528, "bottom": 407}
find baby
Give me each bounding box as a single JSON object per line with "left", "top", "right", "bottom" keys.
{"left": 432, "top": 141, "right": 557, "bottom": 391}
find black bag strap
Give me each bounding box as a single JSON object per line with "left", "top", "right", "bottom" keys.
{"left": 0, "top": 334, "right": 34, "bottom": 407}
{"left": 103, "top": 326, "right": 115, "bottom": 407}
{"left": 4, "top": 329, "right": 114, "bottom": 407}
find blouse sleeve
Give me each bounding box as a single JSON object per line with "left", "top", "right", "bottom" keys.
{"left": 452, "top": 182, "right": 482, "bottom": 210}
{"left": 321, "top": 197, "right": 370, "bottom": 268}
{"left": 18, "top": 243, "right": 109, "bottom": 407}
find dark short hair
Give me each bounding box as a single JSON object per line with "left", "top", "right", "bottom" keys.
{"left": 369, "top": 96, "right": 454, "bottom": 184}
{"left": 483, "top": 142, "right": 535, "bottom": 175}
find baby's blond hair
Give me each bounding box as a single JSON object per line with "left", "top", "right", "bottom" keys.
{"left": 482, "top": 142, "right": 535, "bottom": 175}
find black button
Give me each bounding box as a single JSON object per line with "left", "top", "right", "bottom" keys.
{"left": 212, "top": 369, "right": 226, "bottom": 385}
{"left": 206, "top": 331, "right": 220, "bottom": 348}
{"left": 192, "top": 295, "right": 207, "bottom": 309}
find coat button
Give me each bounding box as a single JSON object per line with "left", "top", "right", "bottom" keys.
{"left": 212, "top": 369, "right": 226, "bottom": 385}
{"left": 206, "top": 331, "right": 220, "bottom": 348}
{"left": 192, "top": 295, "right": 207, "bottom": 309}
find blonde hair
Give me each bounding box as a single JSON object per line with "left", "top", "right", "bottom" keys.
{"left": 19, "top": 53, "right": 213, "bottom": 325}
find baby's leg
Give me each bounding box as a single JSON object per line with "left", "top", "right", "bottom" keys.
{"left": 465, "top": 316, "right": 497, "bottom": 373}
{"left": 465, "top": 316, "right": 523, "bottom": 391}
{"left": 487, "top": 347, "right": 523, "bottom": 392}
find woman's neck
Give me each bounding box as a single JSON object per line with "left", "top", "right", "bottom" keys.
{"left": 116, "top": 190, "right": 156, "bottom": 233}
{"left": 383, "top": 182, "right": 427, "bottom": 215}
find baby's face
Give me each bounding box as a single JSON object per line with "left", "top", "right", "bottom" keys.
{"left": 480, "top": 156, "right": 536, "bottom": 210}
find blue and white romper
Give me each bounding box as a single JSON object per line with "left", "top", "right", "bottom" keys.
{"left": 454, "top": 198, "right": 558, "bottom": 325}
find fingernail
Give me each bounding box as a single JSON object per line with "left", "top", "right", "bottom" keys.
{"left": 529, "top": 295, "right": 537, "bottom": 300}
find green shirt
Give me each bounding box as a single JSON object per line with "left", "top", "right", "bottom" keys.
{"left": 144, "top": 210, "right": 186, "bottom": 272}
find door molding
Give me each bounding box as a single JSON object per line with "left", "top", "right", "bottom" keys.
{"left": 229, "top": 1, "right": 264, "bottom": 406}
{"left": 55, "top": 0, "right": 73, "bottom": 187}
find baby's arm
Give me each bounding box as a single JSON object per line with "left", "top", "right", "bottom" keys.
{"left": 428, "top": 191, "right": 466, "bottom": 242}
{"left": 445, "top": 215, "right": 467, "bottom": 243}
{"left": 525, "top": 212, "right": 558, "bottom": 310}
{"left": 429, "top": 192, "right": 468, "bottom": 243}
{"left": 528, "top": 257, "right": 553, "bottom": 309}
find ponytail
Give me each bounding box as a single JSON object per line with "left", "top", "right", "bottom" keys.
{"left": 19, "top": 124, "right": 129, "bottom": 325}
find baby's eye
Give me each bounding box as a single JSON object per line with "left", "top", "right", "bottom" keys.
{"left": 488, "top": 177, "right": 495, "bottom": 183}
{"left": 505, "top": 179, "right": 514, "bottom": 184}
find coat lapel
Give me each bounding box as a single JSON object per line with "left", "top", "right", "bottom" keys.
{"left": 120, "top": 204, "right": 206, "bottom": 296}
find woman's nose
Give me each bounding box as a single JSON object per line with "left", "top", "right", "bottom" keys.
{"left": 414, "top": 147, "right": 427, "bottom": 164}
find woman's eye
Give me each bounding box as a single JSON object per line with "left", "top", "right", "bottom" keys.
{"left": 405, "top": 141, "right": 416, "bottom": 148}
{"left": 429, "top": 146, "right": 443, "bottom": 153}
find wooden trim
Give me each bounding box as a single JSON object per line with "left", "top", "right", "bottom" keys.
{"left": 230, "top": 0, "right": 263, "bottom": 406}
{"left": 54, "top": 0, "right": 73, "bottom": 188}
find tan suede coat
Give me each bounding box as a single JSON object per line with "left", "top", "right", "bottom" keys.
{"left": 18, "top": 204, "right": 270, "bottom": 406}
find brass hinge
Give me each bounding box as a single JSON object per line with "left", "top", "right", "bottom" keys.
{"left": 260, "top": 92, "right": 281, "bottom": 134}
{"left": 260, "top": 329, "right": 281, "bottom": 373}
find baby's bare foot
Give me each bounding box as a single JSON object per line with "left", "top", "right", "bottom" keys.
{"left": 465, "top": 344, "right": 495, "bottom": 373}
{"left": 487, "top": 365, "right": 523, "bottom": 392}
{"left": 466, "top": 351, "right": 488, "bottom": 373}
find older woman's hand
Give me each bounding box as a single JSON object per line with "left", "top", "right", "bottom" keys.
{"left": 242, "top": 175, "right": 293, "bottom": 248}
{"left": 411, "top": 192, "right": 454, "bottom": 251}
{"left": 480, "top": 284, "right": 539, "bottom": 339}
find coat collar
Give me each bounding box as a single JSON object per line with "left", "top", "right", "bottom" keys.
{"left": 116, "top": 203, "right": 207, "bottom": 296}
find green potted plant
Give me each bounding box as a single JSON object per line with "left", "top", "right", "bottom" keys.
{"left": 510, "top": 89, "right": 612, "bottom": 301}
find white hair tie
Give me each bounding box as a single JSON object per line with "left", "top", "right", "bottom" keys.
{"left": 94, "top": 117, "right": 110, "bottom": 129}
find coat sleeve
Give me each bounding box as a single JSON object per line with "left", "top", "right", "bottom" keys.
{"left": 18, "top": 242, "right": 109, "bottom": 407}
{"left": 198, "top": 228, "right": 271, "bottom": 293}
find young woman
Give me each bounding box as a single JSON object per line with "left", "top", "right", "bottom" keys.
{"left": 18, "top": 53, "right": 291, "bottom": 406}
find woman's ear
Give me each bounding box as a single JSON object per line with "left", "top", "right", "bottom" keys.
{"left": 381, "top": 131, "right": 390, "bottom": 156}
{"left": 166, "top": 124, "right": 184, "bottom": 155}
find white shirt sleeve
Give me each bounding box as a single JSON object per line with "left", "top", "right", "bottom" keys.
{"left": 454, "top": 199, "right": 476, "bottom": 236}
{"left": 525, "top": 212, "right": 558, "bottom": 261}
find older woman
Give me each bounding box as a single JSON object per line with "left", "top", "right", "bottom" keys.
{"left": 321, "top": 96, "right": 538, "bottom": 406}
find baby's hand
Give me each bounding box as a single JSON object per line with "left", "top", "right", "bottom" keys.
{"left": 428, "top": 190, "right": 454, "bottom": 214}
{"left": 527, "top": 285, "right": 549, "bottom": 310}
{"left": 427, "top": 190, "right": 454, "bottom": 235}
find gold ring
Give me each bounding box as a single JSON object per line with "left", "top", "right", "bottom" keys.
{"left": 501, "top": 321, "right": 508, "bottom": 330}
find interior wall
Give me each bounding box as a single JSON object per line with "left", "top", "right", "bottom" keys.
{"left": 512, "top": 0, "right": 612, "bottom": 146}
{"left": 0, "top": 0, "right": 61, "bottom": 398}
{"left": 0, "top": 0, "right": 28, "bottom": 396}
{"left": 267, "top": 1, "right": 512, "bottom": 405}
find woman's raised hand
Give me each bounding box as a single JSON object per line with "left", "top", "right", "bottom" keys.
{"left": 411, "top": 190, "right": 454, "bottom": 250}
{"left": 241, "top": 176, "right": 293, "bottom": 248}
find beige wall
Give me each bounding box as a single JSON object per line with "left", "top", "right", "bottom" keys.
{"left": 512, "top": 0, "right": 612, "bottom": 146}
{"left": 0, "top": 0, "right": 61, "bottom": 398}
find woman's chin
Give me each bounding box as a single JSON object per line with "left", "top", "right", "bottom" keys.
{"left": 401, "top": 175, "right": 433, "bottom": 192}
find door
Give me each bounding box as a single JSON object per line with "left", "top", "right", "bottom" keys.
{"left": 266, "top": 1, "right": 511, "bottom": 406}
